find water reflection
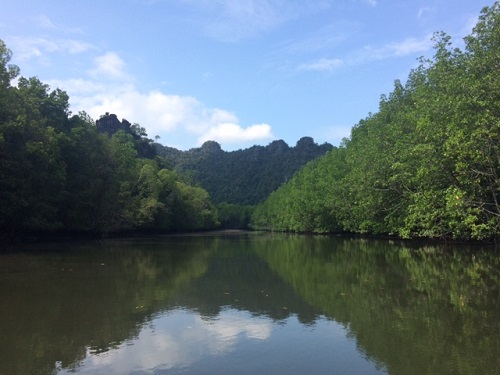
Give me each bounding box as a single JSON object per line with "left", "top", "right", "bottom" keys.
{"left": 0, "top": 233, "right": 498, "bottom": 375}
{"left": 59, "top": 308, "right": 274, "bottom": 374}
{"left": 58, "top": 308, "right": 385, "bottom": 375}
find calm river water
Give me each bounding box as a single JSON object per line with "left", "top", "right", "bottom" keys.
{"left": 1, "top": 231, "right": 499, "bottom": 375}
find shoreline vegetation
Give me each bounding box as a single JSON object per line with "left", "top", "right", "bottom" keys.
{"left": 251, "top": 3, "right": 500, "bottom": 243}
{"left": 1, "top": 3, "right": 500, "bottom": 244}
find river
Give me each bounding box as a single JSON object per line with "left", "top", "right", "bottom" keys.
{"left": 0, "top": 231, "right": 498, "bottom": 374}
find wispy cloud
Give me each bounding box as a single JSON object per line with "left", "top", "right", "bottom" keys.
{"left": 277, "top": 21, "right": 358, "bottom": 54}
{"left": 462, "top": 14, "right": 480, "bottom": 37}
{"left": 299, "top": 34, "right": 433, "bottom": 73}
{"left": 417, "top": 6, "right": 432, "bottom": 20}
{"left": 299, "top": 58, "right": 343, "bottom": 72}
{"left": 202, "top": 0, "right": 282, "bottom": 41}
{"left": 35, "top": 14, "right": 58, "bottom": 30}
{"left": 34, "top": 14, "right": 85, "bottom": 34}
{"left": 173, "top": 0, "right": 331, "bottom": 42}
{"left": 355, "top": 34, "right": 433, "bottom": 61}
{"left": 8, "top": 36, "right": 95, "bottom": 61}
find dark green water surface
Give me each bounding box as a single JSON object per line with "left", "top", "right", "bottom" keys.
{"left": 1, "top": 232, "right": 499, "bottom": 374}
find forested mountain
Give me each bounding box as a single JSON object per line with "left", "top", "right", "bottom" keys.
{"left": 155, "top": 137, "right": 333, "bottom": 205}
{"left": 252, "top": 3, "right": 500, "bottom": 242}
{"left": 0, "top": 41, "right": 218, "bottom": 240}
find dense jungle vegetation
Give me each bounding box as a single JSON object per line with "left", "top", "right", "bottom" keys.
{"left": 251, "top": 3, "right": 500, "bottom": 241}
{"left": 0, "top": 39, "right": 328, "bottom": 240}
{"left": 0, "top": 44, "right": 220, "bottom": 240}
{"left": 156, "top": 137, "right": 332, "bottom": 205}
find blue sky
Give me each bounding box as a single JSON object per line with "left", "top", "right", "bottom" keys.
{"left": 0, "top": 0, "right": 495, "bottom": 151}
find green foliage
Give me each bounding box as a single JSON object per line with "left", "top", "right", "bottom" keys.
{"left": 254, "top": 236, "right": 500, "bottom": 375}
{"left": 0, "top": 62, "right": 67, "bottom": 235}
{"left": 0, "top": 240, "right": 213, "bottom": 374}
{"left": 0, "top": 40, "right": 19, "bottom": 88}
{"left": 252, "top": 2, "right": 500, "bottom": 241}
{"left": 252, "top": 147, "right": 348, "bottom": 233}
{"left": 216, "top": 203, "right": 254, "bottom": 229}
{"left": 0, "top": 41, "right": 218, "bottom": 240}
{"left": 170, "top": 182, "right": 218, "bottom": 231}
{"left": 156, "top": 137, "right": 333, "bottom": 205}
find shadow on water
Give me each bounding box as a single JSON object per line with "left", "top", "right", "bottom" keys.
{"left": 0, "top": 232, "right": 498, "bottom": 374}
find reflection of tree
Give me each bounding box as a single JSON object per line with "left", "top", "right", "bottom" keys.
{"left": 2, "top": 235, "right": 498, "bottom": 375}
{"left": 255, "top": 236, "right": 500, "bottom": 375}
{"left": 168, "top": 235, "right": 321, "bottom": 323}
{"left": 0, "top": 239, "right": 213, "bottom": 375}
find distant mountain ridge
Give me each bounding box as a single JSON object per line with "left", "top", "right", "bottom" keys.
{"left": 155, "top": 137, "right": 333, "bottom": 205}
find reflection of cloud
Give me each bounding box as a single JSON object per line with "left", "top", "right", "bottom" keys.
{"left": 66, "top": 308, "right": 273, "bottom": 374}
{"left": 202, "top": 311, "right": 272, "bottom": 343}
{"left": 57, "top": 310, "right": 388, "bottom": 375}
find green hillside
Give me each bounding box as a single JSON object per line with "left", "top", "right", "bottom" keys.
{"left": 155, "top": 137, "right": 332, "bottom": 205}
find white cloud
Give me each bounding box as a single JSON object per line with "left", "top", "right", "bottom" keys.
{"left": 89, "top": 52, "right": 129, "bottom": 80}
{"left": 49, "top": 51, "right": 273, "bottom": 149}
{"left": 75, "top": 85, "right": 273, "bottom": 148}
{"left": 197, "top": 122, "right": 273, "bottom": 145}
{"left": 65, "top": 82, "right": 207, "bottom": 133}
{"left": 299, "top": 58, "right": 343, "bottom": 72}
{"left": 366, "top": 0, "right": 377, "bottom": 6}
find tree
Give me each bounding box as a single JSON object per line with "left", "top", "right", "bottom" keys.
{"left": 252, "top": 2, "right": 500, "bottom": 241}
{"left": 0, "top": 54, "right": 68, "bottom": 237}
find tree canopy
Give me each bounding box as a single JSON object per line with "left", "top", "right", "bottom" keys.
{"left": 251, "top": 2, "right": 500, "bottom": 242}
{"left": 155, "top": 137, "right": 333, "bottom": 205}
{"left": 0, "top": 43, "right": 218, "bottom": 240}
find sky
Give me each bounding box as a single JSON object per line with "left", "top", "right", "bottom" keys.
{"left": 0, "top": 0, "right": 496, "bottom": 151}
